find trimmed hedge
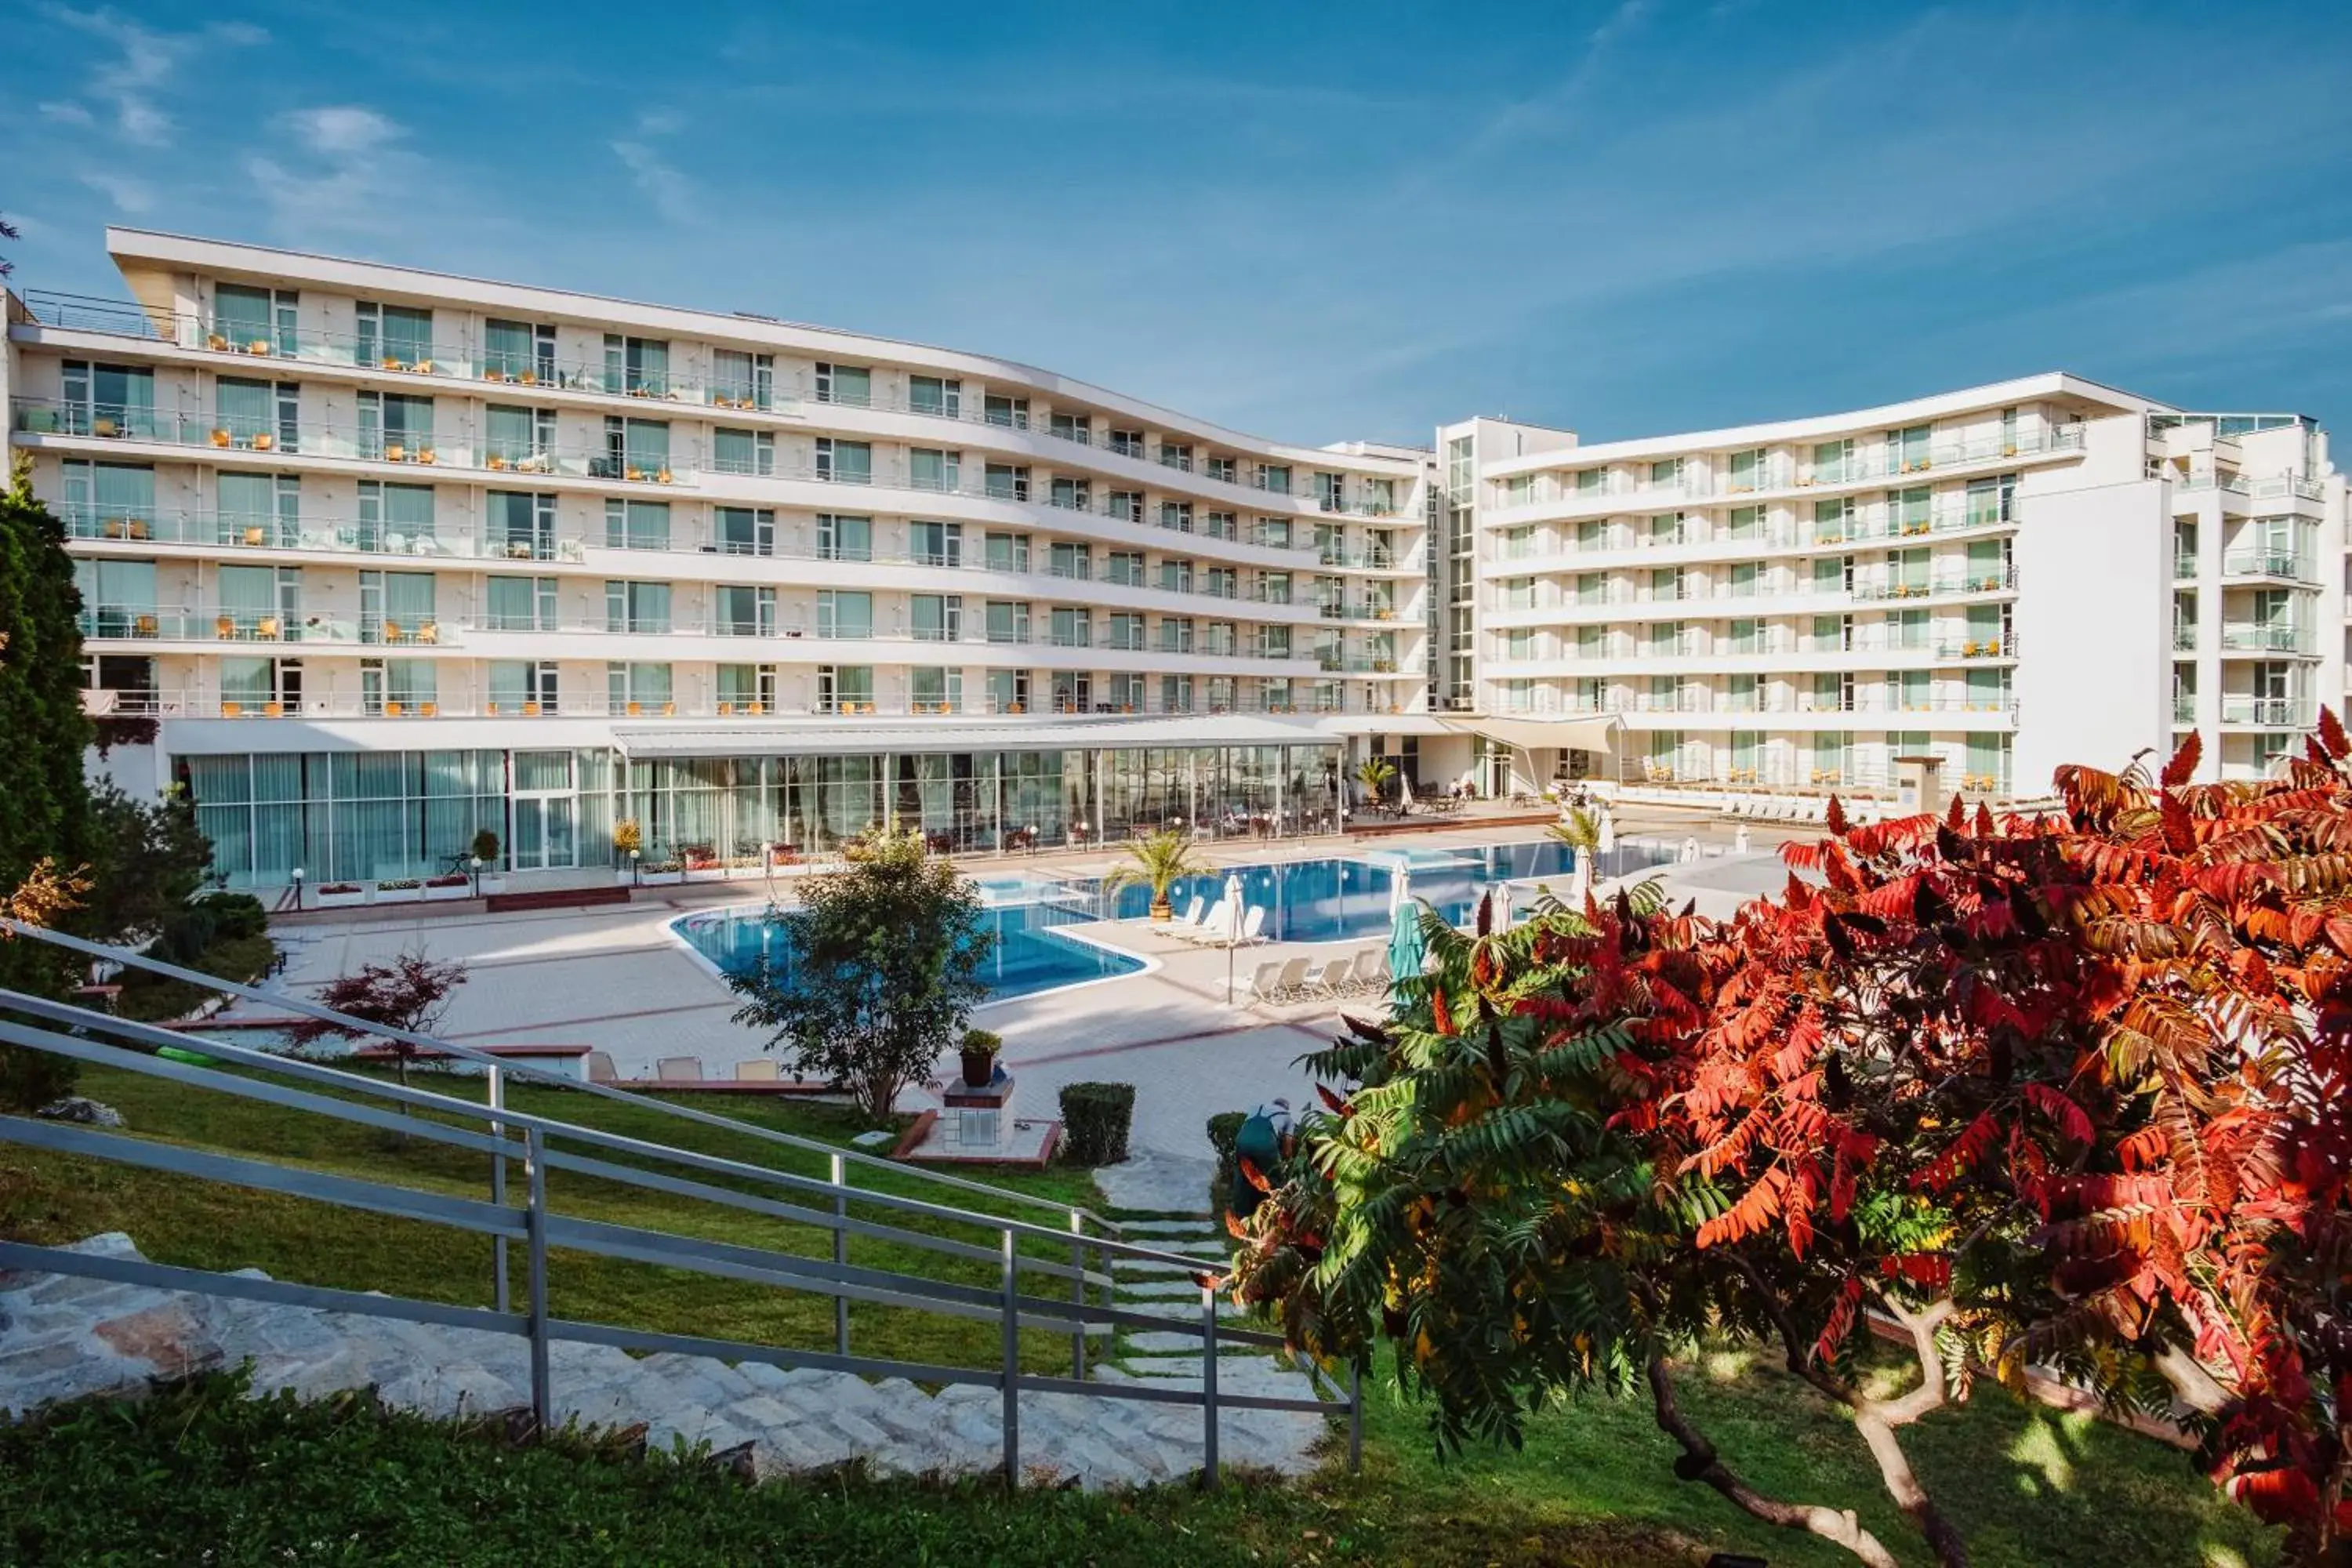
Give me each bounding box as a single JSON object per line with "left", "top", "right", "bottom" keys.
{"left": 1057, "top": 1081, "right": 1134, "bottom": 1166}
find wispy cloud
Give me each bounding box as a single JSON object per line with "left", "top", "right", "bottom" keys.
{"left": 45, "top": 9, "right": 264, "bottom": 147}
{"left": 75, "top": 169, "right": 154, "bottom": 215}
{"left": 244, "top": 106, "right": 422, "bottom": 240}
{"left": 611, "top": 111, "right": 697, "bottom": 224}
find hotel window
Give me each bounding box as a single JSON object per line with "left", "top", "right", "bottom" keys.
{"left": 817, "top": 514, "right": 873, "bottom": 563}
{"left": 909, "top": 376, "right": 961, "bottom": 418}
{"left": 61, "top": 360, "right": 155, "bottom": 436}
{"left": 604, "top": 579, "right": 670, "bottom": 633}
{"left": 1160, "top": 499, "right": 1193, "bottom": 532}
{"left": 1813, "top": 438, "right": 1853, "bottom": 484}
{"left": 1049, "top": 542, "right": 1091, "bottom": 580}
{"left": 1049, "top": 475, "right": 1092, "bottom": 511}
{"left": 711, "top": 427, "right": 775, "bottom": 476}
{"left": 604, "top": 499, "right": 671, "bottom": 551}
{"left": 1109, "top": 428, "right": 1144, "bottom": 458}
{"left": 603, "top": 336, "right": 668, "bottom": 397}
{"left": 358, "top": 570, "right": 431, "bottom": 644}
{"left": 1814, "top": 497, "right": 1853, "bottom": 543}
{"left": 910, "top": 666, "right": 961, "bottom": 713}
{"left": 984, "top": 601, "right": 1030, "bottom": 644}
{"left": 984, "top": 463, "right": 1030, "bottom": 502}
{"left": 1255, "top": 463, "right": 1291, "bottom": 495}
{"left": 1316, "top": 472, "right": 1345, "bottom": 510}
{"left": 813, "top": 362, "right": 870, "bottom": 407}
{"left": 985, "top": 669, "right": 1030, "bottom": 713}
{"left": 1648, "top": 457, "right": 1683, "bottom": 489}
{"left": 1574, "top": 467, "right": 1606, "bottom": 495}
{"left": 607, "top": 662, "right": 674, "bottom": 714}
{"left": 1502, "top": 627, "right": 1535, "bottom": 661}
{"left": 1105, "top": 550, "right": 1144, "bottom": 587}
{"left": 816, "top": 590, "right": 874, "bottom": 639}
{"left": 714, "top": 584, "right": 777, "bottom": 637}
{"left": 1106, "top": 612, "right": 1144, "bottom": 651}
{"left": 358, "top": 481, "right": 435, "bottom": 550}
{"left": 1202, "top": 509, "right": 1237, "bottom": 540}
{"left": 1502, "top": 474, "right": 1536, "bottom": 507}
{"left": 1106, "top": 490, "right": 1143, "bottom": 522}
{"left": 1050, "top": 608, "right": 1091, "bottom": 648}
{"left": 983, "top": 532, "right": 1029, "bottom": 573}
{"left": 217, "top": 470, "right": 299, "bottom": 547}
{"left": 488, "top": 660, "right": 558, "bottom": 713}
{"left": 219, "top": 656, "right": 300, "bottom": 711}
{"left": 1161, "top": 674, "right": 1195, "bottom": 713}
{"left": 1968, "top": 474, "right": 2016, "bottom": 528}
{"left": 817, "top": 665, "right": 875, "bottom": 713}
{"left": 60, "top": 459, "right": 158, "bottom": 537}
{"left": 485, "top": 404, "right": 555, "bottom": 466}
{"left": 717, "top": 663, "right": 777, "bottom": 711}
{"left": 1202, "top": 621, "right": 1237, "bottom": 656}
{"left": 1889, "top": 423, "right": 1933, "bottom": 473}
{"left": 1501, "top": 578, "right": 1535, "bottom": 612}
{"left": 1257, "top": 517, "right": 1291, "bottom": 550}
{"left": 485, "top": 575, "right": 558, "bottom": 631}
{"left": 714, "top": 506, "right": 775, "bottom": 557}
{"left": 1729, "top": 673, "right": 1759, "bottom": 712}
{"left": 1892, "top": 486, "right": 1932, "bottom": 534}
{"left": 482, "top": 318, "right": 555, "bottom": 384}
{"left": 1729, "top": 505, "right": 1761, "bottom": 543}
{"left": 1259, "top": 624, "right": 1291, "bottom": 659}
{"left": 910, "top": 594, "right": 962, "bottom": 641}
{"left": 72, "top": 558, "right": 158, "bottom": 636}
{"left": 357, "top": 302, "right": 434, "bottom": 370}
{"left": 1364, "top": 477, "right": 1396, "bottom": 514}
{"left": 1160, "top": 616, "right": 1194, "bottom": 654}
{"left": 486, "top": 492, "right": 556, "bottom": 561}
{"left": 1050, "top": 411, "right": 1091, "bottom": 444}
{"left": 211, "top": 284, "right": 298, "bottom": 357}
{"left": 984, "top": 393, "right": 1029, "bottom": 429}
{"left": 910, "top": 448, "right": 962, "bottom": 492}
{"left": 1159, "top": 558, "right": 1195, "bottom": 595}
{"left": 1728, "top": 448, "right": 1766, "bottom": 492}
{"left": 710, "top": 349, "right": 773, "bottom": 410}
{"left": 815, "top": 437, "right": 871, "bottom": 485}
{"left": 910, "top": 521, "right": 963, "bottom": 567}
{"left": 1893, "top": 608, "right": 1929, "bottom": 649}
{"left": 1205, "top": 565, "right": 1236, "bottom": 599}
{"left": 1160, "top": 441, "right": 1194, "bottom": 471}
{"left": 601, "top": 416, "right": 670, "bottom": 478}
{"left": 1206, "top": 455, "right": 1236, "bottom": 484}
{"left": 217, "top": 376, "right": 299, "bottom": 452}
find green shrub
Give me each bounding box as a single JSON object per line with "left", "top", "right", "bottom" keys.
{"left": 151, "top": 906, "right": 218, "bottom": 967}
{"left": 191, "top": 891, "right": 267, "bottom": 941}
{"left": 0, "top": 1044, "right": 78, "bottom": 1112}
{"left": 1057, "top": 1082, "right": 1134, "bottom": 1166}
{"left": 1207, "top": 1110, "right": 1247, "bottom": 1217}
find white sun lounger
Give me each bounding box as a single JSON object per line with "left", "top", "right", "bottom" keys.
{"left": 1246, "top": 959, "right": 1289, "bottom": 1005}
{"left": 1307, "top": 957, "right": 1356, "bottom": 1000}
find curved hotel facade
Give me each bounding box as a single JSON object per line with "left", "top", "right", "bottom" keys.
{"left": 3, "top": 229, "right": 2345, "bottom": 889}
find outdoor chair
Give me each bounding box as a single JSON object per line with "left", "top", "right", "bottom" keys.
{"left": 1236, "top": 906, "right": 1267, "bottom": 945}
{"left": 1168, "top": 896, "right": 1206, "bottom": 935}
{"left": 1308, "top": 958, "right": 1356, "bottom": 1000}
{"left": 1268, "top": 956, "right": 1313, "bottom": 1001}
{"left": 1245, "top": 960, "right": 1289, "bottom": 1006}
{"left": 586, "top": 1051, "right": 619, "bottom": 1085}
{"left": 1181, "top": 898, "right": 1236, "bottom": 945}
{"left": 655, "top": 1056, "right": 704, "bottom": 1082}
{"left": 1350, "top": 949, "right": 1385, "bottom": 992}
{"left": 734, "top": 1059, "right": 781, "bottom": 1082}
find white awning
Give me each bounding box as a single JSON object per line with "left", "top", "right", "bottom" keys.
{"left": 1441, "top": 714, "right": 1621, "bottom": 756}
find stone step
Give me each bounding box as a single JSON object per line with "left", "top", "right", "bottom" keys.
{"left": 1112, "top": 1258, "right": 1211, "bottom": 1279}
{"left": 1118, "top": 1218, "right": 1218, "bottom": 1237}
{"left": 1115, "top": 1278, "right": 1222, "bottom": 1301}
{"left": 1120, "top": 1330, "right": 1262, "bottom": 1356}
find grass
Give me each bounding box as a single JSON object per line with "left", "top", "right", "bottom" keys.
{"left": 0, "top": 1059, "right": 2283, "bottom": 1566}
{"left": 114, "top": 932, "right": 278, "bottom": 1022}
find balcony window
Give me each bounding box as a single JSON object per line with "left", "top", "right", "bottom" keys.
{"left": 1206, "top": 566, "right": 1236, "bottom": 599}
{"left": 985, "top": 463, "right": 1030, "bottom": 502}
{"left": 596, "top": 417, "right": 670, "bottom": 481}
{"left": 220, "top": 655, "right": 297, "bottom": 710}
{"left": 71, "top": 557, "right": 158, "bottom": 637}
{"left": 356, "top": 391, "right": 434, "bottom": 461}
{"left": 1050, "top": 476, "right": 1091, "bottom": 511}
{"left": 1106, "top": 490, "right": 1142, "bottom": 523}
{"left": 815, "top": 666, "right": 874, "bottom": 713}
{"left": 816, "top": 590, "right": 873, "bottom": 640}
{"left": 604, "top": 579, "right": 670, "bottom": 634}
{"left": 482, "top": 318, "right": 554, "bottom": 385}
{"left": 1316, "top": 472, "right": 1345, "bottom": 510}
{"left": 487, "top": 492, "right": 556, "bottom": 561}
{"left": 1160, "top": 442, "right": 1193, "bottom": 471}
{"left": 358, "top": 481, "right": 434, "bottom": 551}
{"left": 60, "top": 459, "right": 157, "bottom": 538}
{"left": 1203, "top": 621, "right": 1237, "bottom": 656}
{"left": 1889, "top": 424, "right": 1932, "bottom": 474}
{"left": 1207, "top": 456, "right": 1236, "bottom": 484}
{"left": 711, "top": 427, "right": 775, "bottom": 476}
{"left": 212, "top": 284, "right": 298, "bottom": 358}
{"left": 817, "top": 514, "right": 873, "bottom": 563}
{"left": 607, "top": 336, "right": 670, "bottom": 397}
{"left": 485, "top": 404, "right": 554, "bottom": 468}
{"left": 1050, "top": 542, "right": 1091, "bottom": 580}
{"left": 62, "top": 361, "right": 155, "bottom": 437}
{"left": 1257, "top": 517, "right": 1291, "bottom": 550}
{"left": 215, "top": 376, "right": 282, "bottom": 448}
{"left": 604, "top": 499, "right": 671, "bottom": 551}
{"left": 1109, "top": 429, "right": 1144, "bottom": 458}
{"left": 910, "top": 594, "right": 962, "bottom": 642}
{"left": 358, "top": 302, "right": 434, "bottom": 371}
{"left": 1161, "top": 674, "right": 1194, "bottom": 713}
{"left": 485, "top": 575, "right": 557, "bottom": 631}
{"left": 364, "top": 570, "right": 434, "bottom": 645}
{"left": 1728, "top": 448, "right": 1766, "bottom": 493}
{"left": 1255, "top": 464, "right": 1291, "bottom": 495}
{"left": 488, "top": 662, "right": 559, "bottom": 713}
{"left": 1160, "top": 616, "right": 1195, "bottom": 655}
{"left": 1106, "top": 612, "right": 1144, "bottom": 652}
{"left": 1105, "top": 550, "right": 1144, "bottom": 587}
{"left": 1967, "top": 474, "right": 2015, "bottom": 528}
{"left": 710, "top": 349, "right": 773, "bottom": 410}
{"left": 1050, "top": 608, "right": 1091, "bottom": 648}
{"left": 909, "top": 376, "right": 960, "bottom": 418}
{"left": 715, "top": 584, "right": 776, "bottom": 637}
{"left": 815, "top": 362, "right": 870, "bottom": 408}
{"left": 1892, "top": 486, "right": 1932, "bottom": 535}
{"left": 1159, "top": 558, "right": 1194, "bottom": 595}
{"left": 910, "top": 521, "right": 962, "bottom": 567}
{"left": 1202, "top": 509, "right": 1237, "bottom": 540}
{"left": 1573, "top": 467, "right": 1605, "bottom": 495}
{"left": 910, "top": 447, "right": 961, "bottom": 492}
{"left": 983, "top": 532, "right": 1029, "bottom": 574}
{"left": 911, "top": 667, "right": 961, "bottom": 713}
{"left": 815, "top": 437, "right": 871, "bottom": 485}
{"left": 1050, "top": 411, "right": 1091, "bottom": 445}
{"left": 1813, "top": 439, "right": 1853, "bottom": 484}
{"left": 607, "top": 661, "right": 673, "bottom": 714}
{"left": 716, "top": 506, "right": 775, "bottom": 557}
{"left": 984, "top": 601, "right": 1029, "bottom": 644}
{"left": 717, "top": 663, "right": 777, "bottom": 711}
{"left": 1259, "top": 625, "right": 1291, "bottom": 659}
{"left": 984, "top": 394, "right": 1029, "bottom": 430}
{"left": 985, "top": 669, "right": 1029, "bottom": 714}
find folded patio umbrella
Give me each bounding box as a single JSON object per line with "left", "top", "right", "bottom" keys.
{"left": 1387, "top": 896, "right": 1427, "bottom": 998}
{"left": 1219, "top": 873, "right": 1245, "bottom": 944}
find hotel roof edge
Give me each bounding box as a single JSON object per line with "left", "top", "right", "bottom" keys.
{"left": 100, "top": 226, "right": 1423, "bottom": 474}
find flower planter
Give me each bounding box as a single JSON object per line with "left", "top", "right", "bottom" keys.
{"left": 638, "top": 869, "right": 683, "bottom": 887}
{"left": 375, "top": 883, "right": 424, "bottom": 903}
{"left": 960, "top": 1051, "right": 997, "bottom": 1088}
{"left": 314, "top": 887, "right": 368, "bottom": 909}
{"left": 423, "top": 878, "right": 471, "bottom": 902}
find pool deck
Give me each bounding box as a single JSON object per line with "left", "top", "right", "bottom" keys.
{"left": 227, "top": 808, "right": 1810, "bottom": 1161}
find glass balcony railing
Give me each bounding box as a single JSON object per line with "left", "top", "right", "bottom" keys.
{"left": 77, "top": 605, "right": 448, "bottom": 645}
{"left": 2221, "top": 549, "right": 2311, "bottom": 581}
{"left": 2219, "top": 624, "right": 2310, "bottom": 654}
{"left": 2221, "top": 697, "right": 2310, "bottom": 727}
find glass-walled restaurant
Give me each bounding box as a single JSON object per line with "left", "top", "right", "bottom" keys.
{"left": 180, "top": 741, "right": 1348, "bottom": 887}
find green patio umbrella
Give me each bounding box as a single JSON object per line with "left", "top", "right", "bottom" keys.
{"left": 1386, "top": 883, "right": 1427, "bottom": 997}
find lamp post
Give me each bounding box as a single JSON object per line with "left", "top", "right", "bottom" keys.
{"left": 469, "top": 855, "right": 483, "bottom": 897}
{"left": 289, "top": 867, "right": 304, "bottom": 912}
{"left": 630, "top": 848, "right": 641, "bottom": 887}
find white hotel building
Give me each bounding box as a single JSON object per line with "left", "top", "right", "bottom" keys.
{"left": 0, "top": 229, "right": 2343, "bottom": 889}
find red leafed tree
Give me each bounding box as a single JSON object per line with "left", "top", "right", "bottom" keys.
{"left": 285, "top": 949, "right": 469, "bottom": 1085}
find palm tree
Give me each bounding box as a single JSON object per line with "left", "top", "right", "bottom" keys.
{"left": 1547, "top": 806, "right": 1601, "bottom": 855}
{"left": 1102, "top": 829, "right": 1203, "bottom": 922}
{"left": 1355, "top": 757, "right": 1397, "bottom": 808}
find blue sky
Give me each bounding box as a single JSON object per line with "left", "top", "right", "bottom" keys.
{"left": 5, "top": 0, "right": 2350, "bottom": 449}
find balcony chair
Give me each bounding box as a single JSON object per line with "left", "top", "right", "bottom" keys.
{"left": 382, "top": 619, "right": 404, "bottom": 644}
{"left": 655, "top": 1056, "right": 704, "bottom": 1083}
{"left": 214, "top": 615, "right": 236, "bottom": 640}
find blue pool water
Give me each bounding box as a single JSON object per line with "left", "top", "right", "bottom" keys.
{"left": 675, "top": 898, "right": 1145, "bottom": 1002}
{"left": 1091, "top": 840, "right": 1595, "bottom": 944}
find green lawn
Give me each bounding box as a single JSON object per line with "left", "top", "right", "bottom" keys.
{"left": 0, "top": 1059, "right": 2281, "bottom": 1566}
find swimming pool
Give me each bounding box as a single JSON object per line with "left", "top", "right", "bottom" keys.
{"left": 673, "top": 898, "right": 1145, "bottom": 1004}
{"left": 1088, "top": 840, "right": 1601, "bottom": 944}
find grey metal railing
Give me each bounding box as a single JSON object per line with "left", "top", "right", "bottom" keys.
{"left": 0, "top": 923, "right": 1356, "bottom": 1484}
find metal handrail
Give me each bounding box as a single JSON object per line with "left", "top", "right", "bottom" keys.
{"left": 0, "top": 951, "right": 1356, "bottom": 1483}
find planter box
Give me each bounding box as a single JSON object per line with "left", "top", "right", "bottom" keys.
{"left": 374, "top": 885, "right": 424, "bottom": 903}
{"left": 422, "top": 882, "right": 471, "bottom": 902}
{"left": 477, "top": 877, "right": 506, "bottom": 895}
{"left": 314, "top": 889, "right": 368, "bottom": 909}
{"left": 638, "top": 870, "right": 683, "bottom": 887}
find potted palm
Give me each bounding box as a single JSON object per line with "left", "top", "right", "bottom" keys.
{"left": 1102, "top": 828, "right": 1203, "bottom": 923}
{"left": 959, "top": 1028, "right": 1002, "bottom": 1088}
{"left": 612, "top": 818, "right": 643, "bottom": 885}
{"left": 1355, "top": 757, "right": 1397, "bottom": 809}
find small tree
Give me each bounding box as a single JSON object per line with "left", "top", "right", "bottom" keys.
{"left": 726, "top": 829, "right": 991, "bottom": 1123}
{"left": 79, "top": 782, "right": 217, "bottom": 943}
{"left": 1354, "top": 757, "right": 1396, "bottom": 806}
{"left": 284, "top": 950, "right": 469, "bottom": 1086}
{"left": 470, "top": 827, "right": 500, "bottom": 868}
{"left": 0, "top": 858, "right": 94, "bottom": 1111}
{"left": 1546, "top": 804, "right": 1601, "bottom": 855}
{"left": 1101, "top": 828, "right": 1203, "bottom": 922}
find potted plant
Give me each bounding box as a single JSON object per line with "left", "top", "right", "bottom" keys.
{"left": 640, "top": 859, "right": 684, "bottom": 887}
{"left": 314, "top": 881, "right": 368, "bottom": 909}
{"left": 423, "top": 873, "right": 471, "bottom": 901}
{"left": 376, "top": 877, "right": 425, "bottom": 902}
{"left": 959, "top": 1028, "right": 1002, "bottom": 1088}
{"left": 1102, "top": 828, "right": 1203, "bottom": 923}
